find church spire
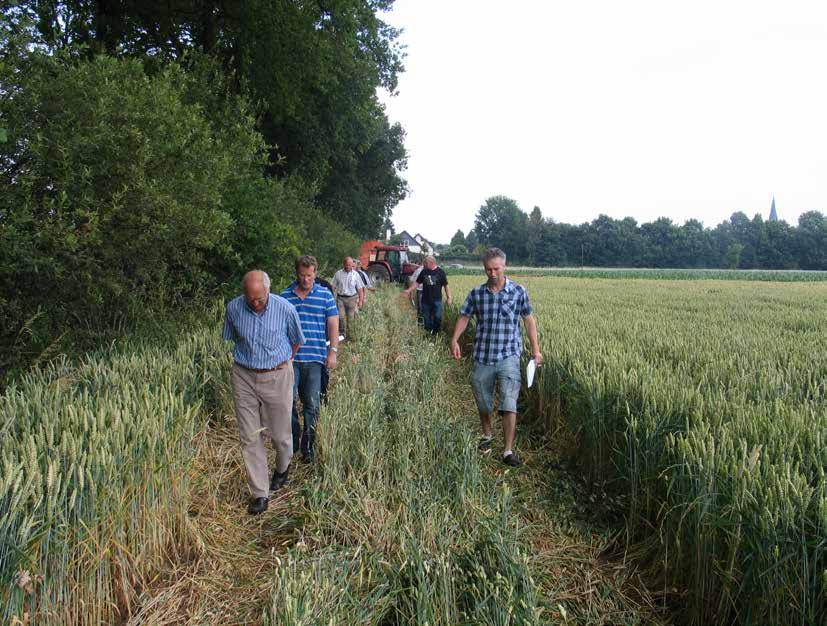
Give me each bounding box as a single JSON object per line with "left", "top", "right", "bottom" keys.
{"left": 769, "top": 196, "right": 778, "bottom": 222}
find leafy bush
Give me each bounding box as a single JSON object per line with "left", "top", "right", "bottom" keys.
{"left": 0, "top": 51, "right": 316, "bottom": 377}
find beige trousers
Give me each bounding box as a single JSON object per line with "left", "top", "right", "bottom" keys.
{"left": 336, "top": 294, "right": 359, "bottom": 336}
{"left": 231, "top": 363, "right": 294, "bottom": 498}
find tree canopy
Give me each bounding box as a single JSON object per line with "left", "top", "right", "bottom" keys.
{"left": 3, "top": 0, "right": 409, "bottom": 236}
{"left": 463, "top": 196, "right": 827, "bottom": 270}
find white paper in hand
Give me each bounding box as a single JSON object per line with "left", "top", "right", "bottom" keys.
{"left": 526, "top": 359, "right": 536, "bottom": 388}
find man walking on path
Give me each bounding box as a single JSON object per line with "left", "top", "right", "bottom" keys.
{"left": 450, "top": 248, "right": 543, "bottom": 467}
{"left": 404, "top": 255, "right": 451, "bottom": 334}
{"left": 223, "top": 270, "right": 305, "bottom": 515}
{"left": 314, "top": 275, "right": 335, "bottom": 404}
{"left": 355, "top": 260, "right": 374, "bottom": 309}
{"left": 280, "top": 256, "right": 339, "bottom": 462}
{"left": 331, "top": 256, "right": 365, "bottom": 338}
{"left": 408, "top": 264, "right": 424, "bottom": 323}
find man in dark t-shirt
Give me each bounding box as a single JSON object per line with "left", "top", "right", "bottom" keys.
{"left": 404, "top": 256, "right": 452, "bottom": 334}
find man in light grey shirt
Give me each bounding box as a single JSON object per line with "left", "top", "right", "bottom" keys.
{"left": 331, "top": 256, "right": 365, "bottom": 338}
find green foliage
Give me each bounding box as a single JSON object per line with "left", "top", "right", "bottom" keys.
{"left": 0, "top": 305, "right": 232, "bottom": 623}
{"left": 0, "top": 55, "right": 221, "bottom": 357}
{"left": 466, "top": 196, "right": 827, "bottom": 269}
{"left": 452, "top": 275, "right": 827, "bottom": 625}
{"left": 0, "top": 51, "right": 315, "bottom": 378}
{"left": 444, "top": 266, "right": 827, "bottom": 282}
{"left": 465, "top": 228, "right": 479, "bottom": 252}
{"left": 796, "top": 210, "right": 827, "bottom": 270}
{"left": 277, "top": 188, "right": 364, "bottom": 279}
{"left": 474, "top": 196, "right": 530, "bottom": 261}
{"left": 3, "top": 0, "right": 410, "bottom": 238}
{"left": 449, "top": 228, "right": 466, "bottom": 248}
{"left": 725, "top": 242, "right": 745, "bottom": 269}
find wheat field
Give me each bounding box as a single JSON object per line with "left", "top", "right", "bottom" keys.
{"left": 449, "top": 274, "right": 827, "bottom": 625}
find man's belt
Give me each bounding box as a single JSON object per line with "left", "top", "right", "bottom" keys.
{"left": 337, "top": 293, "right": 357, "bottom": 298}
{"left": 235, "top": 359, "right": 290, "bottom": 373}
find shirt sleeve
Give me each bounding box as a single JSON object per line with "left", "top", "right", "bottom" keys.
{"left": 519, "top": 287, "right": 533, "bottom": 317}
{"left": 324, "top": 291, "right": 339, "bottom": 318}
{"left": 222, "top": 304, "right": 237, "bottom": 342}
{"left": 441, "top": 269, "right": 448, "bottom": 285}
{"left": 287, "top": 306, "right": 305, "bottom": 345}
{"left": 460, "top": 291, "right": 476, "bottom": 317}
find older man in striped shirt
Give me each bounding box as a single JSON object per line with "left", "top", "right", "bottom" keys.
{"left": 281, "top": 255, "right": 340, "bottom": 462}
{"left": 223, "top": 270, "right": 305, "bottom": 515}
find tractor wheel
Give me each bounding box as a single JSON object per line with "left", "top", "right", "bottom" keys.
{"left": 368, "top": 264, "right": 391, "bottom": 285}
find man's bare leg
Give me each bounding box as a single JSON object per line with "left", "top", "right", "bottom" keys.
{"left": 502, "top": 411, "right": 516, "bottom": 453}
{"left": 479, "top": 411, "right": 492, "bottom": 438}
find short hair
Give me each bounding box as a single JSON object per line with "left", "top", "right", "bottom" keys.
{"left": 482, "top": 247, "right": 506, "bottom": 265}
{"left": 295, "top": 255, "right": 318, "bottom": 272}
{"left": 424, "top": 255, "right": 436, "bottom": 264}
{"left": 243, "top": 270, "right": 270, "bottom": 292}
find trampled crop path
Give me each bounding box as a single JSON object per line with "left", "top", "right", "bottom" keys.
{"left": 130, "top": 289, "right": 669, "bottom": 625}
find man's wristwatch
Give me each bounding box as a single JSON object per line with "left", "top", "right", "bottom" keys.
{"left": 329, "top": 346, "right": 338, "bottom": 352}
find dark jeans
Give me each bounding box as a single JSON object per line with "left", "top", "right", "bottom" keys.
{"left": 421, "top": 299, "right": 443, "bottom": 335}
{"left": 292, "top": 361, "right": 323, "bottom": 456}
{"left": 320, "top": 366, "right": 330, "bottom": 404}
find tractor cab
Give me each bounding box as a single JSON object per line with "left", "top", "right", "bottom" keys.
{"left": 359, "top": 240, "right": 419, "bottom": 285}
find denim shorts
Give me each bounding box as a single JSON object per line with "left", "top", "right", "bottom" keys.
{"left": 471, "top": 355, "right": 521, "bottom": 414}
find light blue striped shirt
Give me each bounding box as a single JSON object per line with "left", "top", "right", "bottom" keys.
{"left": 222, "top": 293, "right": 305, "bottom": 369}
{"left": 280, "top": 282, "right": 339, "bottom": 363}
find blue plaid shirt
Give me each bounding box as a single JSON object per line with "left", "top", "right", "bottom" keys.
{"left": 459, "top": 278, "right": 533, "bottom": 365}
{"left": 222, "top": 293, "right": 305, "bottom": 369}
{"left": 280, "top": 282, "right": 339, "bottom": 364}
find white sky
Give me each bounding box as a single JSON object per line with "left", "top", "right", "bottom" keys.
{"left": 378, "top": 0, "right": 827, "bottom": 244}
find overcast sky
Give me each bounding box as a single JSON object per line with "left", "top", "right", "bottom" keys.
{"left": 378, "top": 0, "right": 827, "bottom": 244}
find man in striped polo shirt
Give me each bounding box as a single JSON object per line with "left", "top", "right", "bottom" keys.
{"left": 281, "top": 256, "right": 340, "bottom": 462}
{"left": 223, "top": 270, "right": 305, "bottom": 515}
{"left": 450, "top": 248, "right": 543, "bottom": 467}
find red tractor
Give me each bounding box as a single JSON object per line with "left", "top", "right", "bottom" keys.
{"left": 358, "top": 240, "right": 420, "bottom": 285}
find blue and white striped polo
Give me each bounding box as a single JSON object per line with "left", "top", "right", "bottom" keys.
{"left": 222, "top": 293, "right": 305, "bottom": 369}
{"left": 459, "top": 278, "right": 533, "bottom": 365}
{"left": 280, "top": 282, "right": 339, "bottom": 364}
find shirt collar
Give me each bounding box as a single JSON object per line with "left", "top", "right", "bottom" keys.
{"left": 484, "top": 277, "right": 512, "bottom": 294}
{"left": 288, "top": 281, "right": 319, "bottom": 296}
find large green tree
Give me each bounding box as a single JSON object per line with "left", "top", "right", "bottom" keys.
{"left": 450, "top": 229, "right": 466, "bottom": 248}
{"left": 3, "top": 0, "right": 409, "bottom": 236}
{"left": 796, "top": 211, "right": 827, "bottom": 270}
{"left": 474, "top": 196, "right": 530, "bottom": 262}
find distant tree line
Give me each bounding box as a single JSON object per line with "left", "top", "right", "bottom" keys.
{"left": 443, "top": 196, "right": 827, "bottom": 270}
{"left": 0, "top": 1, "right": 406, "bottom": 380}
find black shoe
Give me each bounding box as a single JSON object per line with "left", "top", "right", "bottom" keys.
{"left": 478, "top": 436, "right": 493, "bottom": 452}
{"left": 247, "top": 497, "right": 268, "bottom": 515}
{"left": 301, "top": 451, "right": 315, "bottom": 464}
{"left": 270, "top": 467, "right": 289, "bottom": 492}
{"left": 502, "top": 452, "right": 523, "bottom": 467}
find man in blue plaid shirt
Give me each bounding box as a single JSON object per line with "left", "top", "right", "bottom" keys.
{"left": 450, "top": 248, "right": 543, "bottom": 466}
